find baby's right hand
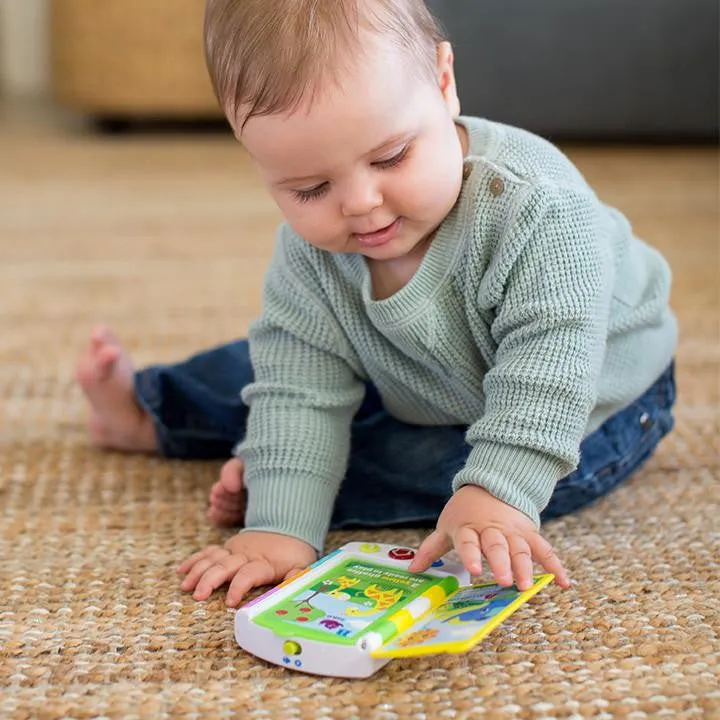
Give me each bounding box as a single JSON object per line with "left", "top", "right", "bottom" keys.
{"left": 177, "top": 531, "right": 317, "bottom": 607}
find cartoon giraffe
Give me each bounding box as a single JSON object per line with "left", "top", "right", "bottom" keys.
{"left": 293, "top": 576, "right": 360, "bottom": 608}
{"left": 326, "top": 576, "right": 361, "bottom": 599}
{"left": 345, "top": 584, "right": 404, "bottom": 616}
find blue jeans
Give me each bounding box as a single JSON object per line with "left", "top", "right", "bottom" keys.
{"left": 135, "top": 341, "right": 676, "bottom": 527}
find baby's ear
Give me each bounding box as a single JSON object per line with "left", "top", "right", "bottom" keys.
{"left": 437, "top": 42, "right": 461, "bottom": 117}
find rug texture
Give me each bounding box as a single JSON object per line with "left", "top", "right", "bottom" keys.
{"left": 0, "top": 115, "right": 718, "bottom": 719}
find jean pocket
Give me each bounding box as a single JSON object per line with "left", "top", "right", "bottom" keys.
{"left": 544, "top": 369, "right": 676, "bottom": 521}
{"left": 596, "top": 400, "right": 674, "bottom": 482}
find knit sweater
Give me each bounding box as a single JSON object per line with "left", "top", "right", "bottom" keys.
{"left": 237, "top": 116, "right": 677, "bottom": 552}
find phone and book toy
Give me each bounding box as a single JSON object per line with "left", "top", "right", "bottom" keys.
{"left": 234, "top": 541, "right": 553, "bottom": 678}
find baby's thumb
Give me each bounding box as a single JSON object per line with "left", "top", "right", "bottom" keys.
{"left": 219, "top": 458, "right": 245, "bottom": 494}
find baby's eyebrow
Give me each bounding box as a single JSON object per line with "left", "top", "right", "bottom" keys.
{"left": 274, "top": 132, "right": 413, "bottom": 187}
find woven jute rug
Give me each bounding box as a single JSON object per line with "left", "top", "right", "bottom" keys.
{"left": 1, "top": 108, "right": 718, "bottom": 719}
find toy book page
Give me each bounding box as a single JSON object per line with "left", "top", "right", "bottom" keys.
{"left": 373, "top": 574, "right": 554, "bottom": 658}
{"left": 252, "top": 557, "right": 448, "bottom": 646}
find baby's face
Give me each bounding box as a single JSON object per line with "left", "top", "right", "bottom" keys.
{"left": 237, "top": 39, "right": 467, "bottom": 263}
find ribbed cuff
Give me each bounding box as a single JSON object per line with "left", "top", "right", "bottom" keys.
{"left": 452, "top": 441, "right": 568, "bottom": 526}
{"left": 243, "top": 475, "right": 337, "bottom": 553}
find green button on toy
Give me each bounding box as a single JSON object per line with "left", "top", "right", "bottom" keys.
{"left": 359, "top": 543, "right": 380, "bottom": 553}
{"left": 283, "top": 640, "right": 302, "bottom": 656}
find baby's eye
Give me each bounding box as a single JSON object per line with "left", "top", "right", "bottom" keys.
{"left": 293, "top": 182, "right": 329, "bottom": 203}
{"left": 372, "top": 145, "right": 409, "bottom": 170}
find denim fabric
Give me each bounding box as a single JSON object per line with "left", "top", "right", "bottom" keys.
{"left": 135, "top": 342, "right": 253, "bottom": 460}
{"left": 135, "top": 339, "right": 675, "bottom": 526}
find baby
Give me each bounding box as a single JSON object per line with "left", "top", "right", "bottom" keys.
{"left": 76, "top": 0, "right": 677, "bottom": 607}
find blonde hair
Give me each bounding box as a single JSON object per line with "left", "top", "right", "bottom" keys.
{"left": 204, "top": 0, "right": 446, "bottom": 128}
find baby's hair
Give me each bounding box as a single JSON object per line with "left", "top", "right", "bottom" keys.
{"left": 204, "top": 0, "right": 446, "bottom": 129}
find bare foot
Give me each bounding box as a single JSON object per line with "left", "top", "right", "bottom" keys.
{"left": 207, "top": 458, "right": 246, "bottom": 527}
{"left": 75, "top": 325, "right": 158, "bottom": 453}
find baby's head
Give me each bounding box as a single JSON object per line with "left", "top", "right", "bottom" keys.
{"left": 205, "top": 0, "right": 468, "bottom": 262}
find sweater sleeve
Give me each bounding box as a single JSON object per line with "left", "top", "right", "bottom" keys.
{"left": 452, "top": 185, "right": 615, "bottom": 525}
{"left": 236, "top": 227, "right": 365, "bottom": 551}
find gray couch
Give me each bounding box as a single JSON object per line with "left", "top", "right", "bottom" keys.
{"left": 428, "top": 0, "right": 719, "bottom": 140}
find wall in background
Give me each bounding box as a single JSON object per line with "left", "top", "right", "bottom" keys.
{"left": 0, "top": 0, "right": 49, "bottom": 94}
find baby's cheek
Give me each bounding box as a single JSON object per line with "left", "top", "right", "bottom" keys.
{"left": 405, "top": 152, "right": 458, "bottom": 216}
{"left": 267, "top": 190, "right": 343, "bottom": 250}
{"left": 408, "top": 173, "right": 456, "bottom": 221}
{"left": 288, "top": 213, "right": 341, "bottom": 251}
{"left": 389, "top": 173, "right": 427, "bottom": 214}
{"left": 429, "top": 165, "right": 463, "bottom": 214}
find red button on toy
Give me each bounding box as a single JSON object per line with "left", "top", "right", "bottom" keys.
{"left": 388, "top": 547, "right": 415, "bottom": 561}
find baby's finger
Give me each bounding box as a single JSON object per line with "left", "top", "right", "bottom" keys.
{"left": 180, "top": 547, "right": 233, "bottom": 591}
{"left": 507, "top": 535, "right": 534, "bottom": 590}
{"left": 219, "top": 492, "right": 244, "bottom": 509}
{"left": 452, "top": 525, "right": 483, "bottom": 576}
{"left": 193, "top": 552, "right": 250, "bottom": 601}
{"left": 529, "top": 535, "right": 570, "bottom": 588}
{"left": 408, "top": 530, "right": 451, "bottom": 573}
{"left": 226, "top": 559, "right": 278, "bottom": 607}
{"left": 176, "top": 544, "right": 224, "bottom": 575}
{"left": 283, "top": 566, "right": 307, "bottom": 583}
{"left": 480, "top": 527, "right": 512, "bottom": 586}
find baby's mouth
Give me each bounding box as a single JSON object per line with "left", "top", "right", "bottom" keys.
{"left": 354, "top": 218, "right": 402, "bottom": 247}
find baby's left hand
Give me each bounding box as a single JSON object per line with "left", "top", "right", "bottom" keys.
{"left": 408, "top": 485, "right": 571, "bottom": 590}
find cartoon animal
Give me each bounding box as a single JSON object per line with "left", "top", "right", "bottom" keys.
{"left": 327, "top": 576, "right": 362, "bottom": 600}
{"left": 439, "top": 593, "right": 515, "bottom": 625}
{"left": 345, "top": 584, "right": 404, "bottom": 617}
{"left": 294, "top": 575, "right": 361, "bottom": 608}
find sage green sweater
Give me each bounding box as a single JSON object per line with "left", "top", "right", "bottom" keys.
{"left": 237, "top": 117, "right": 677, "bottom": 551}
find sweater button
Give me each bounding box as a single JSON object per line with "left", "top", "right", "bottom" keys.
{"left": 489, "top": 176, "right": 505, "bottom": 196}
{"left": 462, "top": 161, "right": 473, "bottom": 180}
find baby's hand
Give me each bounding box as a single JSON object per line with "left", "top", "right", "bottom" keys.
{"left": 409, "top": 485, "right": 570, "bottom": 590}
{"left": 177, "top": 531, "right": 317, "bottom": 607}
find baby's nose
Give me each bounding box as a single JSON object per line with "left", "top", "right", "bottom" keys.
{"left": 341, "top": 180, "right": 383, "bottom": 217}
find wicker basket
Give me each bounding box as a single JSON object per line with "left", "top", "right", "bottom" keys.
{"left": 50, "top": 0, "right": 221, "bottom": 117}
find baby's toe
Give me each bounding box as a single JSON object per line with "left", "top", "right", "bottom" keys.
{"left": 74, "top": 357, "right": 96, "bottom": 388}
{"left": 90, "top": 324, "right": 112, "bottom": 348}
{"left": 95, "top": 345, "right": 121, "bottom": 378}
